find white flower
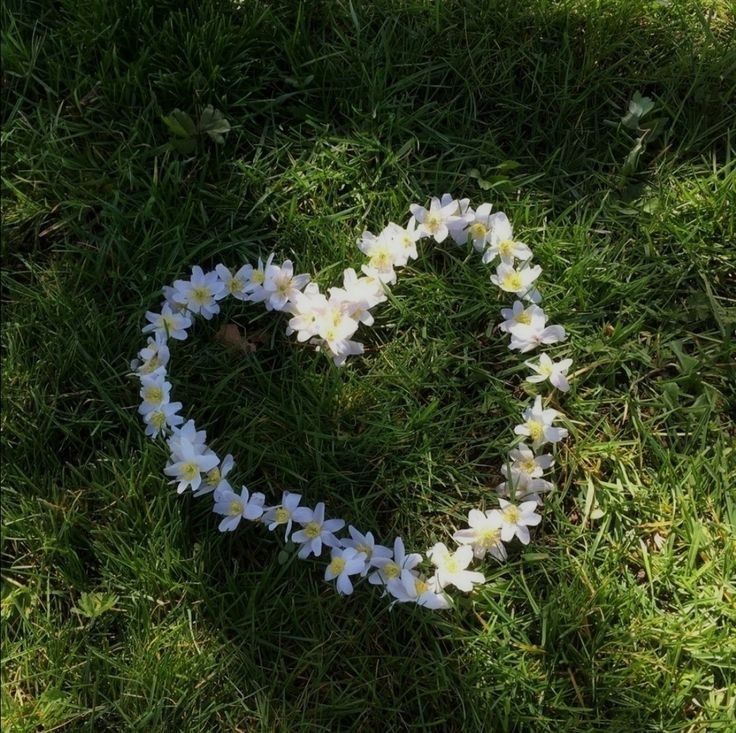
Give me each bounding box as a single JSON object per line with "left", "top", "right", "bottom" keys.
{"left": 514, "top": 396, "right": 568, "bottom": 448}
{"left": 358, "top": 226, "right": 403, "bottom": 279}
{"left": 341, "top": 526, "right": 392, "bottom": 575}
{"left": 262, "top": 491, "right": 302, "bottom": 539}
{"left": 497, "top": 499, "right": 541, "bottom": 544}
{"left": 499, "top": 301, "right": 545, "bottom": 334}
{"left": 193, "top": 453, "right": 235, "bottom": 498}
{"left": 142, "top": 401, "right": 184, "bottom": 438}
{"left": 490, "top": 262, "right": 542, "bottom": 299}
{"left": 369, "top": 537, "right": 422, "bottom": 586}
{"left": 215, "top": 263, "right": 252, "bottom": 300}
{"left": 167, "top": 419, "right": 207, "bottom": 458}
{"left": 173, "top": 266, "right": 226, "bottom": 319}
{"left": 452, "top": 509, "right": 507, "bottom": 561}
{"left": 161, "top": 285, "right": 188, "bottom": 312}
{"left": 132, "top": 333, "right": 171, "bottom": 375}
{"left": 142, "top": 304, "right": 192, "bottom": 341}
{"left": 243, "top": 253, "right": 275, "bottom": 304}
{"left": 440, "top": 193, "right": 474, "bottom": 245}
{"left": 291, "top": 502, "right": 345, "bottom": 559}
{"left": 163, "top": 437, "right": 220, "bottom": 494}
{"left": 313, "top": 300, "right": 364, "bottom": 366}
{"left": 426, "top": 543, "right": 485, "bottom": 592}
{"left": 138, "top": 369, "right": 171, "bottom": 414}
{"left": 410, "top": 196, "right": 463, "bottom": 243}
{"left": 263, "top": 259, "right": 310, "bottom": 311}
{"left": 386, "top": 569, "right": 452, "bottom": 609}
{"left": 286, "top": 283, "right": 329, "bottom": 342}
{"left": 466, "top": 202, "right": 494, "bottom": 251}
{"left": 525, "top": 354, "right": 573, "bottom": 392}
{"left": 496, "top": 444, "right": 555, "bottom": 500}
{"left": 393, "top": 218, "right": 422, "bottom": 262}
{"left": 482, "top": 212, "right": 532, "bottom": 265}
{"left": 324, "top": 547, "right": 367, "bottom": 595}
{"left": 213, "top": 485, "right": 266, "bottom": 532}
{"left": 509, "top": 323, "right": 567, "bottom": 353}
{"left": 328, "top": 268, "right": 385, "bottom": 327}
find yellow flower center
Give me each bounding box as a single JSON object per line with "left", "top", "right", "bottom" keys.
{"left": 274, "top": 507, "right": 290, "bottom": 524}
{"left": 527, "top": 420, "right": 543, "bottom": 442}
{"left": 477, "top": 527, "right": 501, "bottom": 549}
{"left": 503, "top": 505, "right": 521, "bottom": 524}
{"left": 252, "top": 270, "right": 265, "bottom": 285}
{"left": 305, "top": 522, "right": 321, "bottom": 539}
{"left": 191, "top": 286, "right": 210, "bottom": 304}
{"left": 141, "top": 355, "right": 160, "bottom": 374}
{"left": 540, "top": 362, "right": 553, "bottom": 377}
{"left": 181, "top": 462, "right": 199, "bottom": 481}
{"left": 516, "top": 311, "right": 532, "bottom": 325}
{"left": 329, "top": 557, "right": 346, "bottom": 575}
{"left": 470, "top": 222, "right": 487, "bottom": 239}
{"left": 228, "top": 499, "right": 243, "bottom": 516}
{"left": 443, "top": 557, "right": 460, "bottom": 574}
{"left": 424, "top": 213, "right": 441, "bottom": 232}
{"left": 383, "top": 562, "right": 400, "bottom": 580}
{"left": 162, "top": 314, "right": 176, "bottom": 331}
{"left": 498, "top": 239, "right": 515, "bottom": 258}
{"left": 206, "top": 467, "right": 221, "bottom": 486}
{"left": 370, "top": 249, "right": 392, "bottom": 270}
{"left": 520, "top": 458, "right": 537, "bottom": 475}
{"left": 502, "top": 272, "right": 523, "bottom": 291}
{"left": 355, "top": 542, "right": 372, "bottom": 558}
{"left": 151, "top": 411, "right": 166, "bottom": 429}
{"left": 228, "top": 277, "right": 241, "bottom": 293}
{"left": 415, "top": 578, "right": 429, "bottom": 594}
{"left": 145, "top": 386, "right": 163, "bottom": 403}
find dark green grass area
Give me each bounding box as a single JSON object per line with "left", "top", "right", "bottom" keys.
{"left": 2, "top": 0, "right": 735, "bottom": 730}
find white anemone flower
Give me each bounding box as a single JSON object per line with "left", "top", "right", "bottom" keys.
{"left": 132, "top": 333, "right": 171, "bottom": 375}
{"left": 386, "top": 569, "right": 452, "bottom": 609}
{"left": 426, "top": 543, "right": 485, "bottom": 592}
{"left": 142, "top": 401, "right": 184, "bottom": 438}
{"left": 525, "top": 354, "right": 573, "bottom": 392}
{"left": 440, "top": 193, "right": 474, "bottom": 245}
{"left": 466, "top": 202, "right": 495, "bottom": 251}
{"left": 167, "top": 419, "right": 207, "bottom": 459}
{"left": 509, "top": 323, "right": 567, "bottom": 353}
{"left": 482, "top": 212, "right": 533, "bottom": 265}
{"left": 496, "top": 444, "right": 555, "bottom": 500}
{"left": 193, "top": 453, "right": 235, "bottom": 498}
{"left": 262, "top": 491, "right": 302, "bottom": 539}
{"left": 452, "top": 509, "right": 507, "bottom": 561}
{"left": 244, "top": 253, "right": 275, "bottom": 304}
{"left": 286, "top": 283, "right": 329, "bottom": 342}
{"left": 497, "top": 499, "right": 542, "bottom": 544}
{"left": 213, "top": 485, "right": 266, "bottom": 532}
{"left": 369, "top": 537, "right": 422, "bottom": 586}
{"left": 324, "top": 547, "right": 367, "bottom": 595}
{"left": 358, "top": 226, "right": 403, "bottom": 279}
{"left": 291, "top": 502, "right": 345, "bottom": 559}
{"left": 409, "top": 196, "right": 463, "bottom": 243}
{"left": 215, "top": 263, "right": 253, "bottom": 301}
{"left": 173, "top": 266, "right": 226, "bottom": 320}
{"left": 263, "top": 259, "right": 310, "bottom": 312}
{"left": 514, "top": 396, "right": 568, "bottom": 448}
{"left": 341, "top": 526, "right": 392, "bottom": 576}
{"left": 164, "top": 437, "right": 220, "bottom": 494}
{"left": 142, "top": 303, "right": 192, "bottom": 341}
{"left": 490, "top": 262, "right": 542, "bottom": 299}
{"left": 138, "top": 369, "right": 171, "bottom": 414}
{"left": 499, "top": 301, "right": 546, "bottom": 334}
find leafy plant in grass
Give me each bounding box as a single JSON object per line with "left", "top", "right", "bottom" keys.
{"left": 162, "top": 105, "right": 231, "bottom": 153}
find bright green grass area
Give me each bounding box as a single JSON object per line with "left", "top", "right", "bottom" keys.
{"left": 2, "top": 1, "right": 735, "bottom": 730}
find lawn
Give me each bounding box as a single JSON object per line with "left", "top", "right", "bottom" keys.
{"left": 2, "top": 0, "right": 735, "bottom": 731}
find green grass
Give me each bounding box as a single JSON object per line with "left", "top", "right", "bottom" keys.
{"left": 2, "top": 0, "right": 735, "bottom": 730}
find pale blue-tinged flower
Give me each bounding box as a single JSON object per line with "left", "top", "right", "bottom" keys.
{"left": 452, "top": 509, "right": 507, "bottom": 561}
{"left": 325, "top": 547, "right": 367, "bottom": 595}
{"left": 291, "top": 502, "right": 345, "bottom": 559}
{"left": 262, "top": 491, "right": 303, "bottom": 539}
{"left": 497, "top": 499, "right": 541, "bottom": 544}
{"left": 213, "top": 485, "right": 266, "bottom": 532}
{"left": 525, "top": 354, "right": 573, "bottom": 392}
{"left": 514, "top": 396, "right": 568, "bottom": 448}
{"left": 426, "top": 543, "right": 485, "bottom": 592}
{"left": 142, "top": 303, "right": 192, "bottom": 341}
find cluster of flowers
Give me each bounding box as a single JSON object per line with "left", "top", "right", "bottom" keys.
{"left": 132, "top": 194, "right": 573, "bottom": 609}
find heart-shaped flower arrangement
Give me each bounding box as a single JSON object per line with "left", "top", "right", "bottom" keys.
{"left": 132, "top": 195, "right": 573, "bottom": 609}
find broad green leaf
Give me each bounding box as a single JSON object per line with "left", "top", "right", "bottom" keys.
{"left": 199, "top": 105, "right": 231, "bottom": 144}
{"left": 162, "top": 108, "right": 197, "bottom": 138}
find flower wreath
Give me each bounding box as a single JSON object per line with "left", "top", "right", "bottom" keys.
{"left": 132, "top": 195, "right": 573, "bottom": 610}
